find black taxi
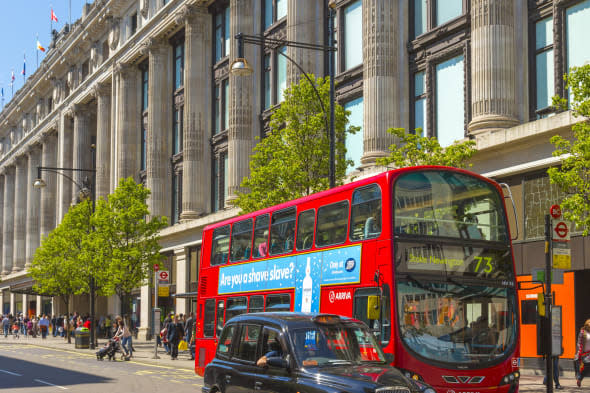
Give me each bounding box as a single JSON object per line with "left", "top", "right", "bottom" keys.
{"left": 202, "top": 313, "right": 435, "bottom": 393}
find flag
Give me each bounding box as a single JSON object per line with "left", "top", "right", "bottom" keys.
{"left": 11, "top": 70, "right": 15, "bottom": 84}
{"left": 37, "top": 40, "right": 45, "bottom": 52}
{"left": 1, "top": 87, "right": 4, "bottom": 98}
{"left": 51, "top": 8, "right": 58, "bottom": 22}
{"left": 22, "top": 55, "right": 26, "bottom": 76}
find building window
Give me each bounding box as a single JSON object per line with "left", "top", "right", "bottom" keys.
{"left": 81, "top": 60, "right": 89, "bottom": 81}
{"left": 102, "top": 40, "right": 109, "bottom": 62}
{"left": 173, "top": 41, "right": 185, "bottom": 91}
{"left": 212, "top": 152, "right": 228, "bottom": 212}
{"left": 566, "top": 0, "right": 590, "bottom": 100}
{"left": 276, "top": 47, "right": 287, "bottom": 103}
{"left": 412, "top": 0, "right": 464, "bottom": 39}
{"left": 344, "top": 97, "right": 363, "bottom": 172}
{"left": 172, "top": 171, "right": 182, "bottom": 224}
{"left": 263, "top": 53, "right": 271, "bottom": 109}
{"left": 534, "top": 17, "right": 554, "bottom": 117}
{"left": 189, "top": 246, "right": 201, "bottom": 292}
{"left": 173, "top": 107, "right": 183, "bottom": 155}
{"left": 214, "top": 79, "right": 229, "bottom": 135}
{"left": 261, "top": 47, "right": 287, "bottom": 108}
{"left": 214, "top": 6, "right": 230, "bottom": 63}
{"left": 264, "top": 0, "right": 287, "bottom": 30}
{"left": 435, "top": 55, "right": 464, "bottom": 147}
{"left": 413, "top": 71, "right": 427, "bottom": 136}
{"left": 343, "top": 0, "right": 362, "bottom": 71}
{"left": 130, "top": 12, "right": 138, "bottom": 36}
{"left": 141, "top": 66, "right": 149, "bottom": 171}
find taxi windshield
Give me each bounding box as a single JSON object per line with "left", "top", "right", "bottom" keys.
{"left": 290, "top": 324, "right": 386, "bottom": 367}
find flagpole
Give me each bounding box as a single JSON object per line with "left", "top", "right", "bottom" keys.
{"left": 36, "top": 34, "right": 39, "bottom": 68}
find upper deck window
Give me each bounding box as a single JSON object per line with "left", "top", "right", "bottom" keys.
{"left": 394, "top": 171, "right": 508, "bottom": 243}
{"left": 269, "top": 207, "right": 296, "bottom": 255}
{"left": 211, "top": 225, "right": 230, "bottom": 265}
{"left": 316, "top": 201, "right": 349, "bottom": 247}
{"left": 350, "top": 184, "right": 382, "bottom": 241}
{"left": 230, "top": 219, "right": 253, "bottom": 262}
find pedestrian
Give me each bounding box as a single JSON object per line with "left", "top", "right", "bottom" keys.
{"left": 543, "top": 355, "right": 563, "bottom": 390}
{"left": 104, "top": 315, "right": 111, "bottom": 338}
{"left": 166, "top": 315, "right": 184, "bottom": 360}
{"left": 51, "top": 315, "right": 57, "bottom": 337}
{"left": 39, "top": 314, "right": 50, "bottom": 339}
{"left": 575, "top": 319, "right": 590, "bottom": 387}
{"left": 113, "top": 320, "right": 130, "bottom": 359}
{"left": 2, "top": 314, "right": 9, "bottom": 337}
{"left": 184, "top": 312, "right": 195, "bottom": 360}
{"left": 121, "top": 318, "right": 133, "bottom": 358}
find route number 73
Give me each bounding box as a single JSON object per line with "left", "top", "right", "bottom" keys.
{"left": 474, "top": 256, "right": 493, "bottom": 273}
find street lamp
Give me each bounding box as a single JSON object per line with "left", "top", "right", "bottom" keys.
{"left": 230, "top": 2, "right": 337, "bottom": 188}
{"left": 33, "top": 146, "right": 97, "bottom": 349}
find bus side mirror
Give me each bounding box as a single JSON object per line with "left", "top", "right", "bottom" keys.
{"left": 367, "top": 296, "right": 380, "bottom": 320}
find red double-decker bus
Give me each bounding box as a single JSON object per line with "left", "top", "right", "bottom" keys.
{"left": 195, "top": 166, "right": 520, "bottom": 392}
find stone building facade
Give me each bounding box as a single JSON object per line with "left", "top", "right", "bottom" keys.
{"left": 0, "top": 0, "right": 589, "bottom": 351}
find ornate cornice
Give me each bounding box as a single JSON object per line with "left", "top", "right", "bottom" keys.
{"left": 91, "top": 82, "right": 111, "bottom": 98}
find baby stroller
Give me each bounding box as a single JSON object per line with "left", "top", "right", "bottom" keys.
{"left": 96, "top": 337, "right": 129, "bottom": 361}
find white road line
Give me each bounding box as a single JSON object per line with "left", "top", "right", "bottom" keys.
{"left": 33, "top": 379, "right": 68, "bottom": 390}
{"left": 0, "top": 369, "right": 22, "bottom": 376}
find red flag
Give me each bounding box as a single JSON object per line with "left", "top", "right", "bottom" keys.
{"left": 51, "top": 9, "right": 58, "bottom": 22}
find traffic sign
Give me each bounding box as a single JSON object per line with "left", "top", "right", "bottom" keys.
{"left": 158, "top": 270, "right": 169, "bottom": 283}
{"left": 552, "top": 220, "right": 570, "bottom": 241}
{"left": 550, "top": 204, "right": 562, "bottom": 219}
{"left": 154, "top": 263, "right": 160, "bottom": 272}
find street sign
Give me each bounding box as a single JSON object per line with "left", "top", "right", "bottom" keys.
{"left": 154, "top": 263, "right": 159, "bottom": 272}
{"left": 553, "top": 245, "right": 571, "bottom": 269}
{"left": 158, "top": 285, "right": 170, "bottom": 297}
{"left": 158, "top": 270, "right": 169, "bottom": 283}
{"left": 550, "top": 204, "right": 561, "bottom": 219}
{"left": 552, "top": 221, "right": 570, "bottom": 241}
{"left": 531, "top": 268, "right": 564, "bottom": 285}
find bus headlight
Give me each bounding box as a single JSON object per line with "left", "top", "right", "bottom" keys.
{"left": 500, "top": 371, "right": 520, "bottom": 385}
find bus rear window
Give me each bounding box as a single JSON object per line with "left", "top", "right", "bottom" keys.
{"left": 266, "top": 294, "right": 291, "bottom": 311}
{"left": 203, "top": 299, "right": 215, "bottom": 337}
{"left": 230, "top": 219, "right": 253, "bottom": 262}
{"left": 350, "top": 184, "right": 382, "bottom": 241}
{"left": 316, "top": 201, "right": 349, "bottom": 247}
{"left": 211, "top": 225, "right": 230, "bottom": 265}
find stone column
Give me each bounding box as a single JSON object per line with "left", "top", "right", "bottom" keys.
{"left": 175, "top": 248, "right": 188, "bottom": 314}
{"left": 286, "top": 0, "right": 324, "bottom": 85}
{"left": 468, "top": 0, "right": 519, "bottom": 134}
{"left": 9, "top": 292, "right": 15, "bottom": 315}
{"left": 146, "top": 38, "right": 172, "bottom": 219}
{"left": 40, "top": 130, "right": 58, "bottom": 238}
{"left": 13, "top": 155, "right": 28, "bottom": 272}
{"left": 227, "top": 0, "right": 255, "bottom": 202}
{"left": 180, "top": 5, "right": 211, "bottom": 220}
{"left": 22, "top": 294, "right": 28, "bottom": 315}
{"left": 36, "top": 295, "right": 42, "bottom": 317}
{"left": 72, "top": 104, "right": 92, "bottom": 198}
{"left": 93, "top": 83, "right": 112, "bottom": 199}
{"left": 25, "top": 144, "right": 42, "bottom": 269}
{"left": 115, "top": 63, "right": 140, "bottom": 183}
{"left": 57, "top": 112, "right": 74, "bottom": 222}
{"left": 2, "top": 166, "right": 15, "bottom": 275}
{"left": 0, "top": 174, "right": 3, "bottom": 273}
{"left": 361, "top": 0, "right": 397, "bottom": 166}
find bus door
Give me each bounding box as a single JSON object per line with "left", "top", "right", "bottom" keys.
{"left": 352, "top": 285, "right": 391, "bottom": 347}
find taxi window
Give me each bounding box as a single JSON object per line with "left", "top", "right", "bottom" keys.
{"left": 217, "top": 324, "right": 236, "bottom": 357}
{"left": 234, "top": 324, "right": 261, "bottom": 362}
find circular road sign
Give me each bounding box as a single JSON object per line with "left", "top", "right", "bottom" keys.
{"left": 550, "top": 204, "right": 562, "bottom": 219}
{"left": 158, "top": 271, "right": 169, "bottom": 281}
{"left": 554, "top": 222, "right": 568, "bottom": 238}
{"left": 154, "top": 263, "right": 159, "bottom": 272}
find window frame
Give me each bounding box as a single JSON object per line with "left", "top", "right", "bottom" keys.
{"left": 315, "top": 200, "right": 350, "bottom": 248}
{"left": 411, "top": 0, "right": 467, "bottom": 40}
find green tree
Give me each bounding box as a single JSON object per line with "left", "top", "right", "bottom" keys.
{"left": 29, "top": 203, "right": 91, "bottom": 344}
{"left": 231, "top": 75, "right": 358, "bottom": 213}
{"left": 548, "top": 64, "right": 590, "bottom": 235}
{"left": 377, "top": 128, "right": 476, "bottom": 168}
{"left": 93, "top": 178, "right": 167, "bottom": 312}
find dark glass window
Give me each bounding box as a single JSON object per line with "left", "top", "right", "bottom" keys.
{"left": 263, "top": 53, "right": 271, "bottom": 109}
{"left": 350, "top": 184, "right": 382, "bottom": 241}
{"left": 173, "top": 107, "right": 183, "bottom": 155}
{"left": 217, "top": 322, "right": 234, "bottom": 355}
{"left": 263, "top": 0, "right": 287, "bottom": 30}
{"left": 521, "top": 299, "right": 537, "bottom": 325}
{"left": 226, "top": 297, "right": 248, "bottom": 321}
{"left": 212, "top": 152, "right": 228, "bottom": 212}
{"left": 296, "top": 209, "right": 315, "bottom": 251}
{"left": 353, "top": 285, "right": 391, "bottom": 345}
{"left": 214, "top": 6, "right": 230, "bottom": 62}
{"left": 253, "top": 214, "right": 270, "bottom": 259}
{"left": 265, "top": 294, "right": 290, "bottom": 311}
{"left": 171, "top": 171, "right": 182, "bottom": 224}
{"left": 204, "top": 299, "right": 215, "bottom": 337}
{"left": 249, "top": 296, "right": 264, "bottom": 313}
{"left": 130, "top": 12, "right": 138, "bottom": 35}
{"left": 214, "top": 79, "right": 229, "bottom": 135}
{"left": 534, "top": 17, "right": 554, "bottom": 118}
{"left": 270, "top": 207, "right": 296, "bottom": 255}
{"left": 216, "top": 299, "right": 225, "bottom": 338}
{"left": 173, "top": 41, "right": 184, "bottom": 90}
{"left": 412, "top": 0, "right": 463, "bottom": 39}
{"left": 235, "top": 324, "right": 261, "bottom": 362}
{"left": 316, "top": 201, "right": 349, "bottom": 247}
{"left": 230, "top": 219, "right": 253, "bottom": 262}
{"left": 211, "top": 225, "right": 230, "bottom": 265}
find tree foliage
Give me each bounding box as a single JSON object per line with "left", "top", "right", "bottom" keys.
{"left": 231, "top": 75, "right": 358, "bottom": 213}
{"left": 93, "top": 178, "right": 167, "bottom": 302}
{"left": 548, "top": 64, "right": 590, "bottom": 235}
{"left": 377, "top": 128, "right": 476, "bottom": 168}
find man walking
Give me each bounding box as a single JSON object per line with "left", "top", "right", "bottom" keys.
{"left": 2, "top": 314, "right": 9, "bottom": 337}
{"left": 184, "top": 312, "right": 195, "bottom": 360}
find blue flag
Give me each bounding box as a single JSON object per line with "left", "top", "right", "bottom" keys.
{"left": 22, "top": 55, "right": 26, "bottom": 76}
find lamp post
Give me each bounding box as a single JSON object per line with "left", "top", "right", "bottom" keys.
{"left": 231, "top": 3, "right": 337, "bottom": 187}
{"left": 33, "top": 146, "right": 97, "bottom": 349}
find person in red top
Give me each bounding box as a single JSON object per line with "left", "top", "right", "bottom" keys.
{"left": 83, "top": 318, "right": 91, "bottom": 329}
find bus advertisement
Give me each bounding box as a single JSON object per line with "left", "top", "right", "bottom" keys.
{"left": 194, "top": 166, "right": 520, "bottom": 392}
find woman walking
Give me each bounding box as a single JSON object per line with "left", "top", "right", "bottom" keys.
{"left": 575, "top": 319, "right": 590, "bottom": 387}
{"left": 166, "top": 315, "right": 184, "bottom": 360}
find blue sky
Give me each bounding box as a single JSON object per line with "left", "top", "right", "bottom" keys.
{"left": 0, "top": 1, "right": 87, "bottom": 109}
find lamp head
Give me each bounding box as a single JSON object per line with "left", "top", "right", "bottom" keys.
{"left": 230, "top": 58, "right": 254, "bottom": 76}
{"left": 33, "top": 178, "right": 47, "bottom": 189}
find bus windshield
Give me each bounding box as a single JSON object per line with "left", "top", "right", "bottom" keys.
{"left": 397, "top": 279, "right": 517, "bottom": 367}
{"left": 394, "top": 171, "right": 508, "bottom": 243}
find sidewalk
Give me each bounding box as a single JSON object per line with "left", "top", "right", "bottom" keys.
{"left": 0, "top": 332, "right": 196, "bottom": 371}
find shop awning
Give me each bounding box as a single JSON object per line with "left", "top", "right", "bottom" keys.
{"left": 9, "top": 279, "right": 53, "bottom": 296}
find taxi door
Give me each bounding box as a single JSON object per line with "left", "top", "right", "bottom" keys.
{"left": 254, "top": 326, "right": 296, "bottom": 393}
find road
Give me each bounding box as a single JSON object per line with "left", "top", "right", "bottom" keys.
{"left": 0, "top": 341, "right": 204, "bottom": 392}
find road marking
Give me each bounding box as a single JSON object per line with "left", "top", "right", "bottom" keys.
{"left": 34, "top": 379, "right": 68, "bottom": 390}
{"left": 0, "top": 369, "right": 22, "bottom": 376}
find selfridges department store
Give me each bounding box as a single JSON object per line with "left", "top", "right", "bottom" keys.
{"left": 0, "top": 0, "right": 589, "bottom": 357}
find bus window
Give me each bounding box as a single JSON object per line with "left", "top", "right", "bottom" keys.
{"left": 266, "top": 294, "right": 291, "bottom": 312}
{"left": 270, "top": 207, "right": 296, "bottom": 255}
{"left": 353, "top": 285, "right": 391, "bottom": 346}
{"left": 230, "top": 219, "right": 253, "bottom": 262}
{"left": 211, "top": 225, "right": 230, "bottom": 265}
{"left": 316, "top": 201, "right": 349, "bottom": 247}
{"left": 249, "top": 295, "right": 264, "bottom": 313}
{"left": 296, "top": 209, "right": 315, "bottom": 251}
{"left": 350, "top": 184, "right": 382, "bottom": 241}
{"left": 216, "top": 300, "right": 225, "bottom": 338}
{"left": 203, "top": 299, "right": 215, "bottom": 337}
{"left": 226, "top": 297, "right": 248, "bottom": 321}
{"left": 252, "top": 214, "right": 270, "bottom": 258}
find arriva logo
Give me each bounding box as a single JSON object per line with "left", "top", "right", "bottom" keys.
{"left": 328, "top": 290, "right": 351, "bottom": 303}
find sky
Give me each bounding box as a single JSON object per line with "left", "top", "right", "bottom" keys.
{"left": 0, "top": 1, "right": 87, "bottom": 110}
